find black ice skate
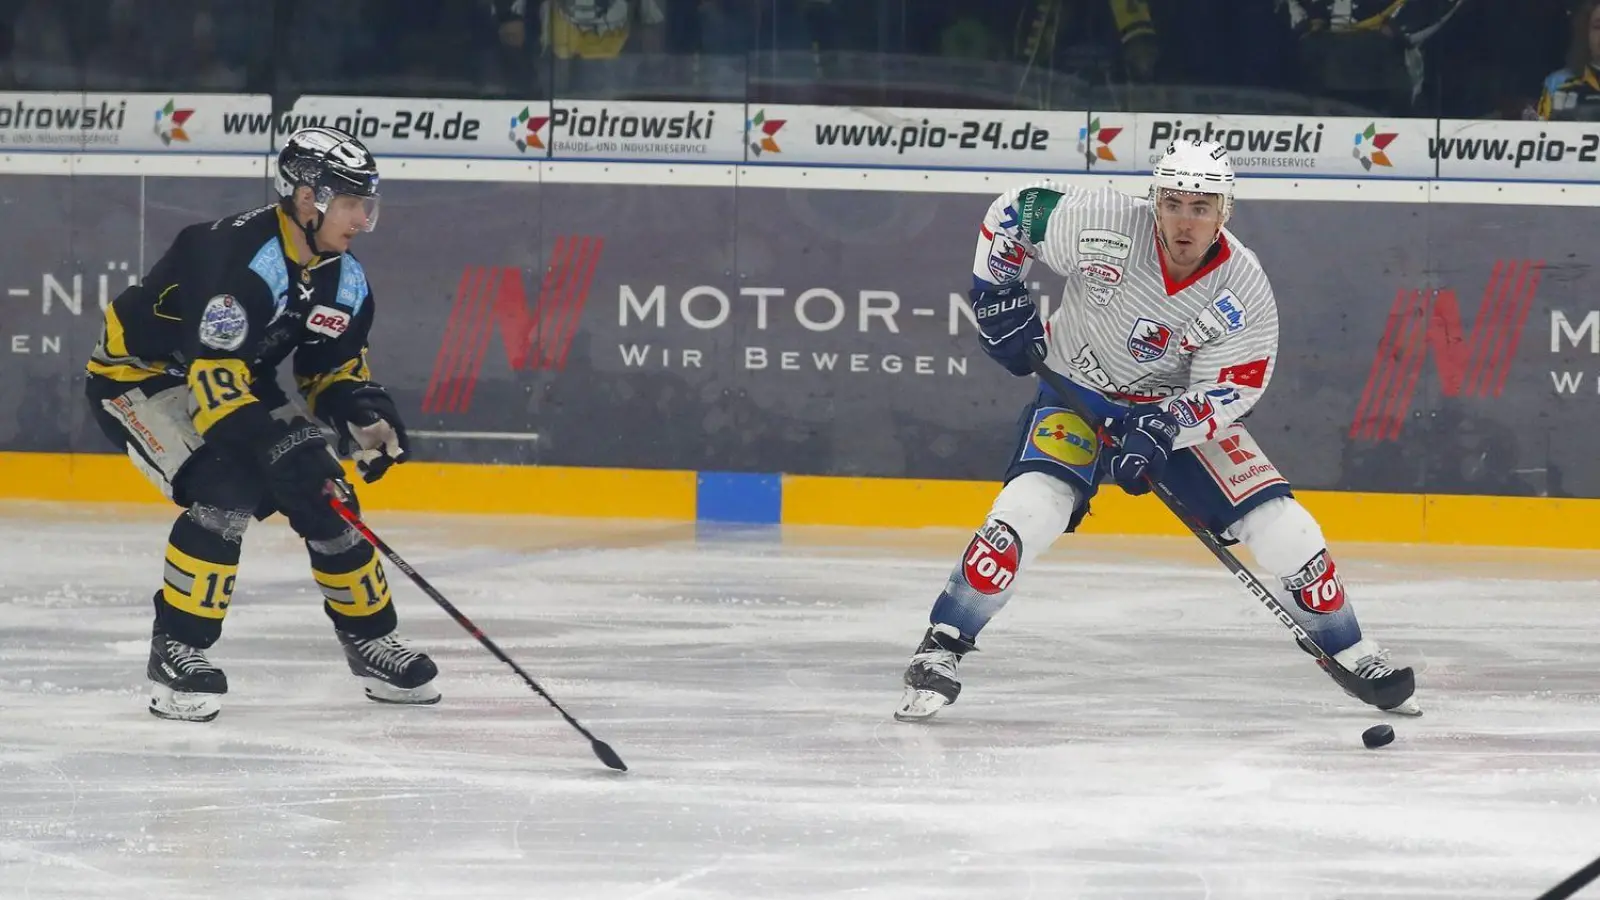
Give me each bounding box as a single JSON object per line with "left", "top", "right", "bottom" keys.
{"left": 338, "top": 629, "right": 441, "bottom": 704}
{"left": 894, "top": 624, "right": 977, "bottom": 722}
{"left": 148, "top": 630, "right": 228, "bottom": 722}
{"left": 1299, "top": 636, "right": 1421, "bottom": 717}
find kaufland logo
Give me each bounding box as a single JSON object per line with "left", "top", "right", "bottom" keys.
{"left": 748, "top": 109, "right": 785, "bottom": 156}
{"left": 1078, "top": 117, "right": 1122, "bottom": 165}
{"left": 1350, "top": 259, "right": 1545, "bottom": 441}
{"left": 508, "top": 106, "right": 549, "bottom": 152}
{"left": 1352, "top": 123, "right": 1397, "bottom": 171}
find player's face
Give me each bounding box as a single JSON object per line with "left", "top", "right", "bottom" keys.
{"left": 1156, "top": 190, "right": 1224, "bottom": 267}
{"left": 1589, "top": 6, "right": 1600, "bottom": 58}
{"left": 315, "top": 193, "right": 378, "bottom": 253}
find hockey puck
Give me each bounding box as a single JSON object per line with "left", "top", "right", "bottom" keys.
{"left": 1362, "top": 724, "right": 1395, "bottom": 749}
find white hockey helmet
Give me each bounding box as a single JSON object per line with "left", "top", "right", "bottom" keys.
{"left": 1150, "top": 139, "right": 1235, "bottom": 220}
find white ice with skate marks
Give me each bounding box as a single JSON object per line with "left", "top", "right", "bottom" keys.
{"left": 1, "top": 501, "right": 1599, "bottom": 898}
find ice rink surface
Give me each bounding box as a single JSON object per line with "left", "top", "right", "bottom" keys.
{"left": 2, "top": 500, "right": 1600, "bottom": 900}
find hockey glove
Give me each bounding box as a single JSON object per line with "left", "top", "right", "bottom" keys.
{"left": 259, "top": 418, "right": 348, "bottom": 524}
{"left": 969, "top": 283, "right": 1046, "bottom": 377}
{"left": 322, "top": 383, "right": 410, "bottom": 483}
{"left": 1107, "top": 408, "right": 1180, "bottom": 496}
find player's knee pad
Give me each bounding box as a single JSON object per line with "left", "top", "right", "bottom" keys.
{"left": 931, "top": 472, "right": 1080, "bottom": 638}
{"left": 312, "top": 542, "right": 397, "bottom": 638}
{"left": 185, "top": 503, "right": 252, "bottom": 545}
{"left": 1227, "top": 496, "right": 1348, "bottom": 617}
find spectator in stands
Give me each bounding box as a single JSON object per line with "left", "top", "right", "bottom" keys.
{"left": 1281, "top": 0, "right": 1466, "bottom": 114}
{"left": 1537, "top": 0, "right": 1600, "bottom": 121}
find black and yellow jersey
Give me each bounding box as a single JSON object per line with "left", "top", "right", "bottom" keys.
{"left": 1538, "top": 66, "right": 1600, "bottom": 122}
{"left": 86, "top": 204, "right": 376, "bottom": 449}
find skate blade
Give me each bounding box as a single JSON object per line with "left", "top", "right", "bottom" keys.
{"left": 360, "top": 677, "right": 441, "bottom": 705}
{"left": 1382, "top": 698, "right": 1423, "bottom": 717}
{"left": 894, "top": 688, "right": 951, "bottom": 722}
{"left": 148, "top": 683, "right": 222, "bottom": 722}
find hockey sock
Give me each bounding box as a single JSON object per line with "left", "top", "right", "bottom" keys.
{"left": 157, "top": 505, "right": 248, "bottom": 648}
{"left": 309, "top": 528, "right": 397, "bottom": 640}
{"left": 928, "top": 471, "right": 1079, "bottom": 640}
{"left": 1226, "top": 496, "right": 1362, "bottom": 654}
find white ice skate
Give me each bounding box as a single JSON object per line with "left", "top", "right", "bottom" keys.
{"left": 894, "top": 624, "right": 974, "bottom": 722}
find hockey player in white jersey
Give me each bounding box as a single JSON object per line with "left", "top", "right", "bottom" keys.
{"left": 894, "top": 138, "right": 1421, "bottom": 722}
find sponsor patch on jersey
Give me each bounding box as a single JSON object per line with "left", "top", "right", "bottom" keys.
{"left": 987, "top": 234, "right": 1028, "bottom": 283}
{"left": 1078, "top": 228, "right": 1132, "bottom": 260}
{"left": 962, "top": 520, "right": 1021, "bottom": 595}
{"left": 1127, "top": 317, "right": 1174, "bottom": 363}
{"left": 1211, "top": 289, "right": 1246, "bottom": 334}
{"left": 1078, "top": 259, "right": 1123, "bottom": 285}
{"left": 1218, "top": 357, "right": 1270, "bottom": 389}
{"left": 198, "top": 294, "right": 248, "bottom": 351}
{"left": 1086, "top": 284, "right": 1117, "bottom": 307}
{"left": 305, "top": 304, "right": 351, "bottom": 338}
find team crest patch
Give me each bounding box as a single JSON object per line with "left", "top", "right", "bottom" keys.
{"left": 987, "top": 234, "right": 1028, "bottom": 283}
{"left": 1019, "top": 407, "right": 1100, "bottom": 473}
{"left": 1127, "top": 317, "right": 1173, "bottom": 363}
{"left": 198, "top": 294, "right": 248, "bottom": 351}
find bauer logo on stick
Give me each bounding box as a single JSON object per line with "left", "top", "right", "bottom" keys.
{"left": 962, "top": 521, "right": 1021, "bottom": 595}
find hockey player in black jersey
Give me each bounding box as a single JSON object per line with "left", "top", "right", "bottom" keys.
{"left": 84, "top": 126, "right": 438, "bottom": 722}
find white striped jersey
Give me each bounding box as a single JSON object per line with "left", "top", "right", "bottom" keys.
{"left": 969, "top": 181, "right": 1279, "bottom": 449}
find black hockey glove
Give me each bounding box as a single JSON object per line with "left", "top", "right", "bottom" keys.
{"left": 259, "top": 418, "right": 348, "bottom": 524}
{"left": 321, "top": 383, "right": 410, "bottom": 483}
{"left": 1107, "top": 408, "right": 1180, "bottom": 496}
{"left": 969, "top": 282, "right": 1046, "bottom": 377}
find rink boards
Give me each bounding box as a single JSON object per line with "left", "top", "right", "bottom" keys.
{"left": 3, "top": 154, "right": 1600, "bottom": 548}
{"left": 5, "top": 449, "right": 1600, "bottom": 549}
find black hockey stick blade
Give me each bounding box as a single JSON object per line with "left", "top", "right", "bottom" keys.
{"left": 1535, "top": 852, "right": 1600, "bottom": 900}
{"left": 1021, "top": 345, "right": 1378, "bottom": 700}
{"left": 326, "top": 485, "right": 628, "bottom": 772}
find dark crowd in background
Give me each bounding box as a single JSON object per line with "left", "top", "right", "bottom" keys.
{"left": 0, "top": 0, "right": 1587, "bottom": 121}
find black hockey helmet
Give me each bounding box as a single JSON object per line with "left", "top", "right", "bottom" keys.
{"left": 275, "top": 126, "right": 380, "bottom": 237}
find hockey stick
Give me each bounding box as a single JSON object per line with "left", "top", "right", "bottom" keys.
{"left": 1022, "top": 346, "right": 1383, "bottom": 705}
{"left": 324, "top": 484, "right": 628, "bottom": 772}
{"left": 1534, "top": 852, "right": 1600, "bottom": 900}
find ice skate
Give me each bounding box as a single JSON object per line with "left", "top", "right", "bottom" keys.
{"left": 338, "top": 629, "right": 440, "bottom": 704}
{"left": 148, "top": 629, "right": 228, "bottom": 722}
{"left": 894, "top": 624, "right": 976, "bottom": 722}
{"left": 1301, "top": 636, "right": 1421, "bottom": 717}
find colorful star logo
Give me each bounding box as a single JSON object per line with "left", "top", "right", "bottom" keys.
{"left": 154, "top": 100, "right": 193, "bottom": 145}
{"left": 1353, "top": 123, "right": 1397, "bottom": 171}
{"left": 1077, "top": 117, "right": 1123, "bottom": 165}
{"left": 748, "top": 109, "right": 785, "bottom": 156}
{"left": 509, "top": 106, "right": 550, "bottom": 153}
